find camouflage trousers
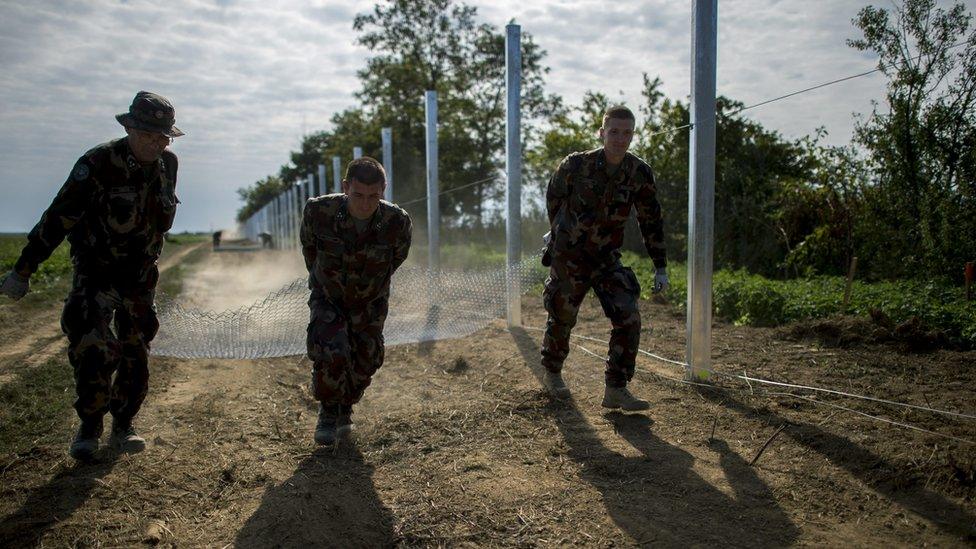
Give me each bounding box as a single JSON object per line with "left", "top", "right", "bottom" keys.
{"left": 61, "top": 273, "right": 159, "bottom": 423}
{"left": 541, "top": 260, "right": 641, "bottom": 387}
{"left": 307, "top": 294, "right": 388, "bottom": 406}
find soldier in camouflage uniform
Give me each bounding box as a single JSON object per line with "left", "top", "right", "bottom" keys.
{"left": 540, "top": 106, "right": 669, "bottom": 410}
{"left": 300, "top": 156, "right": 412, "bottom": 445}
{"left": 0, "top": 91, "right": 183, "bottom": 459}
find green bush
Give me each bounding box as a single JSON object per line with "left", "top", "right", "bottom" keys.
{"left": 622, "top": 251, "right": 976, "bottom": 347}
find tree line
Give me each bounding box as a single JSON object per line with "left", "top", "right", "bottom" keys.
{"left": 237, "top": 0, "right": 975, "bottom": 283}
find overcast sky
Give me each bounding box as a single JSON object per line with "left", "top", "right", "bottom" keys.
{"left": 1, "top": 0, "right": 973, "bottom": 233}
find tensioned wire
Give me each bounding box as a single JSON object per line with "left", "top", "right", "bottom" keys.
{"left": 526, "top": 327, "right": 976, "bottom": 422}
{"left": 643, "top": 40, "right": 973, "bottom": 139}
{"left": 567, "top": 336, "right": 975, "bottom": 447}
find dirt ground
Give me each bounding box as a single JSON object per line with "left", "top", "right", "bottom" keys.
{"left": 0, "top": 247, "right": 974, "bottom": 548}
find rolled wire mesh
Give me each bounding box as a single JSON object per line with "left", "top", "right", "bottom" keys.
{"left": 152, "top": 254, "right": 547, "bottom": 359}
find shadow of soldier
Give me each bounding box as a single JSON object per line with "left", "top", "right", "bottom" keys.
{"left": 235, "top": 443, "right": 396, "bottom": 548}
{"left": 700, "top": 390, "right": 976, "bottom": 542}
{"left": 509, "top": 327, "right": 800, "bottom": 546}
{"left": 0, "top": 452, "right": 119, "bottom": 547}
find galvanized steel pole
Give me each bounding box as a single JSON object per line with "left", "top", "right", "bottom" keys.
{"left": 306, "top": 173, "right": 314, "bottom": 201}
{"left": 686, "top": 0, "right": 717, "bottom": 380}
{"left": 381, "top": 127, "right": 393, "bottom": 202}
{"left": 283, "top": 189, "right": 291, "bottom": 249}
{"left": 332, "top": 156, "right": 342, "bottom": 193}
{"left": 286, "top": 187, "right": 294, "bottom": 249}
{"left": 295, "top": 183, "right": 303, "bottom": 249}
{"left": 353, "top": 147, "right": 362, "bottom": 159}
{"left": 425, "top": 90, "right": 440, "bottom": 274}
{"left": 275, "top": 194, "right": 282, "bottom": 249}
{"left": 273, "top": 194, "right": 279, "bottom": 249}
{"left": 505, "top": 23, "right": 522, "bottom": 328}
{"left": 317, "top": 164, "right": 326, "bottom": 197}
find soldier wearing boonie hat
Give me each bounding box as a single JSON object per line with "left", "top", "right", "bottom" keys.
{"left": 0, "top": 91, "right": 184, "bottom": 460}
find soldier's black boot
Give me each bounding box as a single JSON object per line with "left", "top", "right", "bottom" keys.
{"left": 543, "top": 370, "right": 571, "bottom": 398}
{"left": 337, "top": 404, "right": 354, "bottom": 437}
{"left": 108, "top": 416, "right": 146, "bottom": 454}
{"left": 602, "top": 385, "right": 650, "bottom": 411}
{"left": 314, "top": 404, "right": 339, "bottom": 445}
{"left": 69, "top": 417, "right": 104, "bottom": 461}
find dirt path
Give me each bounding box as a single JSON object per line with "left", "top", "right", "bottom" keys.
{"left": 1, "top": 248, "right": 974, "bottom": 547}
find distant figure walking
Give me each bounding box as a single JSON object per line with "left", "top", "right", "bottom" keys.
{"left": 259, "top": 231, "right": 273, "bottom": 249}
{"left": 300, "top": 156, "right": 412, "bottom": 445}
{"left": 540, "top": 105, "right": 669, "bottom": 410}
{"left": 212, "top": 230, "right": 222, "bottom": 249}
{"left": 0, "top": 91, "right": 184, "bottom": 460}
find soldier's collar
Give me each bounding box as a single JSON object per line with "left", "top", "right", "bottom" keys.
{"left": 337, "top": 199, "right": 385, "bottom": 232}
{"left": 597, "top": 148, "right": 633, "bottom": 171}
{"left": 336, "top": 198, "right": 354, "bottom": 229}
{"left": 121, "top": 138, "right": 164, "bottom": 173}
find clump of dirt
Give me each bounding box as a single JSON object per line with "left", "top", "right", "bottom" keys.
{"left": 778, "top": 310, "right": 952, "bottom": 352}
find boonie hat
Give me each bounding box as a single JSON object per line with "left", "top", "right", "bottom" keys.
{"left": 115, "top": 91, "right": 184, "bottom": 138}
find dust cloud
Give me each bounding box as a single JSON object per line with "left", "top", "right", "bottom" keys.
{"left": 178, "top": 249, "right": 307, "bottom": 313}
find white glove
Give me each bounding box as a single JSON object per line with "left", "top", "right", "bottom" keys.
{"left": 653, "top": 267, "right": 669, "bottom": 294}
{"left": 0, "top": 271, "right": 30, "bottom": 300}
{"left": 543, "top": 231, "right": 552, "bottom": 245}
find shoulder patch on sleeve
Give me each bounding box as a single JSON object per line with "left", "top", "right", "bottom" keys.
{"left": 71, "top": 162, "right": 90, "bottom": 181}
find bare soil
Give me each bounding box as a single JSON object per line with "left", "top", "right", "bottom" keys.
{"left": 0, "top": 248, "right": 974, "bottom": 548}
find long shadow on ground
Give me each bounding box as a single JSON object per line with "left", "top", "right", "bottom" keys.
{"left": 235, "top": 444, "right": 396, "bottom": 548}
{"left": 0, "top": 451, "right": 118, "bottom": 547}
{"left": 509, "top": 327, "right": 800, "bottom": 546}
{"left": 700, "top": 389, "right": 976, "bottom": 542}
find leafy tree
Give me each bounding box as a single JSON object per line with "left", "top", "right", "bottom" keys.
{"left": 352, "top": 0, "right": 559, "bottom": 231}
{"left": 278, "top": 131, "right": 335, "bottom": 185}
{"left": 778, "top": 142, "right": 867, "bottom": 277}
{"left": 849, "top": 0, "right": 976, "bottom": 279}
{"left": 630, "top": 78, "right": 815, "bottom": 275}
{"left": 236, "top": 175, "right": 289, "bottom": 223}
{"left": 246, "top": 0, "right": 560, "bottom": 241}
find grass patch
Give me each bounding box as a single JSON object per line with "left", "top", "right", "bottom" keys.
{"left": 623, "top": 251, "right": 976, "bottom": 347}
{"left": 157, "top": 239, "right": 210, "bottom": 299}
{"left": 0, "top": 234, "right": 73, "bottom": 294}
{"left": 0, "top": 356, "right": 75, "bottom": 456}
{"left": 0, "top": 234, "right": 208, "bottom": 456}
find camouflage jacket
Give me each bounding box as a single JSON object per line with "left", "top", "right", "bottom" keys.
{"left": 546, "top": 148, "right": 666, "bottom": 269}
{"left": 301, "top": 195, "right": 412, "bottom": 308}
{"left": 15, "top": 138, "right": 179, "bottom": 287}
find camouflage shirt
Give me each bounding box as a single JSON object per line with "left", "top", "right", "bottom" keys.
{"left": 300, "top": 195, "right": 412, "bottom": 308}
{"left": 15, "top": 137, "right": 179, "bottom": 286}
{"left": 546, "top": 148, "right": 666, "bottom": 268}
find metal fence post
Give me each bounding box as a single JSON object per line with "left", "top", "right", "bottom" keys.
{"left": 425, "top": 90, "right": 439, "bottom": 275}
{"left": 382, "top": 127, "right": 393, "bottom": 202}
{"left": 686, "top": 0, "right": 718, "bottom": 381}
{"left": 505, "top": 23, "right": 522, "bottom": 328}
{"left": 333, "top": 156, "right": 342, "bottom": 193}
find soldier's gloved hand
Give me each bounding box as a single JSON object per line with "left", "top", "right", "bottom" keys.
{"left": 652, "top": 267, "right": 669, "bottom": 294}
{"left": 0, "top": 271, "right": 30, "bottom": 300}
{"left": 543, "top": 231, "right": 552, "bottom": 245}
